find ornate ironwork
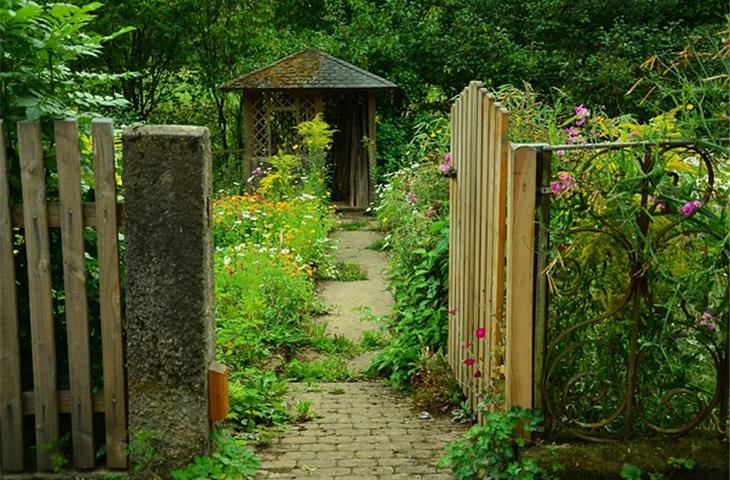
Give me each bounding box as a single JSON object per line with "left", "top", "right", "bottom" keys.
{"left": 540, "top": 143, "right": 729, "bottom": 441}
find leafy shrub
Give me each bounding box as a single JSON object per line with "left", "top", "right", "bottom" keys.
{"left": 226, "top": 369, "right": 289, "bottom": 432}
{"left": 171, "top": 429, "right": 259, "bottom": 480}
{"left": 370, "top": 135, "right": 450, "bottom": 385}
{"left": 439, "top": 408, "right": 549, "bottom": 480}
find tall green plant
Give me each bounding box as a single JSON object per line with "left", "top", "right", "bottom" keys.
{"left": 0, "top": 0, "right": 133, "bottom": 121}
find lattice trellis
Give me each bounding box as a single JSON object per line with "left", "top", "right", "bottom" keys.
{"left": 247, "top": 92, "right": 321, "bottom": 162}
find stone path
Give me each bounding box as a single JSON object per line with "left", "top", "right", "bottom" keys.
{"left": 256, "top": 215, "right": 465, "bottom": 479}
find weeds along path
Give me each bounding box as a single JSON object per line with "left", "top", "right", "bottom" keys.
{"left": 256, "top": 214, "right": 465, "bottom": 479}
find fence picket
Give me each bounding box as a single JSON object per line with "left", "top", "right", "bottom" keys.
{"left": 448, "top": 103, "right": 456, "bottom": 370}
{"left": 0, "top": 120, "right": 24, "bottom": 472}
{"left": 92, "top": 119, "right": 127, "bottom": 469}
{"left": 18, "top": 121, "right": 59, "bottom": 471}
{"left": 55, "top": 119, "right": 96, "bottom": 469}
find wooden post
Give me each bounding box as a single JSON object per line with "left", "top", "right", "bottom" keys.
{"left": 505, "top": 146, "right": 537, "bottom": 411}
{"left": 0, "top": 120, "right": 24, "bottom": 473}
{"left": 18, "top": 121, "right": 59, "bottom": 472}
{"left": 533, "top": 146, "right": 551, "bottom": 416}
{"left": 242, "top": 93, "right": 255, "bottom": 177}
{"left": 367, "top": 91, "right": 376, "bottom": 206}
{"left": 55, "top": 120, "right": 95, "bottom": 469}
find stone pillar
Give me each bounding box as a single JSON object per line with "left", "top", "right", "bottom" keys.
{"left": 122, "top": 126, "right": 215, "bottom": 478}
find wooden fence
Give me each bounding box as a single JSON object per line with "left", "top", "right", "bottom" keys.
{"left": 447, "top": 82, "right": 537, "bottom": 416}
{"left": 0, "top": 119, "right": 127, "bottom": 473}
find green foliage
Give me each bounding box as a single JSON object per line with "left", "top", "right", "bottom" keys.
{"left": 128, "top": 428, "right": 164, "bottom": 479}
{"left": 360, "top": 330, "right": 388, "bottom": 351}
{"left": 318, "top": 260, "right": 368, "bottom": 281}
{"left": 439, "top": 408, "right": 551, "bottom": 480}
{"left": 0, "top": 0, "right": 132, "bottom": 120}
{"left": 621, "top": 464, "right": 644, "bottom": 480}
{"left": 226, "top": 369, "right": 289, "bottom": 432}
{"left": 370, "top": 133, "right": 450, "bottom": 385}
{"left": 286, "top": 357, "right": 353, "bottom": 382}
{"left": 294, "top": 399, "right": 316, "bottom": 422}
{"left": 171, "top": 429, "right": 259, "bottom": 480}
{"left": 212, "top": 117, "right": 340, "bottom": 441}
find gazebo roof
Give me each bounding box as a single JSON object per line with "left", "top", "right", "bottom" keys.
{"left": 221, "top": 47, "right": 397, "bottom": 92}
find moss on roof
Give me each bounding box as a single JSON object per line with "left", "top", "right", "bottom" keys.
{"left": 221, "top": 47, "right": 397, "bottom": 91}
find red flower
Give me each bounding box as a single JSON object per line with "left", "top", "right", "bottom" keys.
{"left": 473, "top": 370, "right": 482, "bottom": 378}
{"left": 475, "top": 327, "right": 486, "bottom": 338}
{"left": 463, "top": 357, "right": 475, "bottom": 366}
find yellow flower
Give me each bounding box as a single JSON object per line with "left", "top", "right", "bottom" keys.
{"left": 686, "top": 103, "right": 694, "bottom": 111}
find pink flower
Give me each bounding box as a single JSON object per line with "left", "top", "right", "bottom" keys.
{"left": 473, "top": 370, "right": 482, "bottom": 378}
{"left": 550, "top": 182, "right": 562, "bottom": 193}
{"left": 406, "top": 192, "right": 417, "bottom": 204}
{"left": 448, "top": 308, "right": 457, "bottom": 316}
{"left": 697, "top": 312, "right": 718, "bottom": 331}
{"left": 565, "top": 126, "right": 579, "bottom": 137}
{"left": 463, "top": 357, "right": 475, "bottom": 366}
{"left": 556, "top": 149, "right": 566, "bottom": 157}
{"left": 575, "top": 119, "right": 585, "bottom": 126}
{"left": 425, "top": 206, "right": 436, "bottom": 218}
{"left": 439, "top": 153, "right": 453, "bottom": 173}
{"left": 574, "top": 104, "right": 589, "bottom": 118}
{"left": 558, "top": 172, "right": 576, "bottom": 190}
{"left": 656, "top": 201, "right": 667, "bottom": 212}
{"left": 475, "top": 327, "right": 486, "bottom": 338}
{"left": 679, "top": 200, "right": 702, "bottom": 217}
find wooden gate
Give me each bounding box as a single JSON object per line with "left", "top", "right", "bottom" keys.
{"left": 447, "top": 82, "right": 538, "bottom": 415}
{"left": 0, "top": 119, "right": 127, "bottom": 473}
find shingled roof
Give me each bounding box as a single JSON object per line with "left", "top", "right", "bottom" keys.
{"left": 221, "top": 47, "right": 397, "bottom": 91}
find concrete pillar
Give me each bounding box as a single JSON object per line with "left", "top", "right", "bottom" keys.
{"left": 122, "top": 126, "right": 215, "bottom": 478}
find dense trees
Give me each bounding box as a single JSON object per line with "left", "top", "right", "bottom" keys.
{"left": 19, "top": 0, "right": 730, "bottom": 159}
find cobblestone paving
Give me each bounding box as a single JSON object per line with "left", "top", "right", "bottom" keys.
{"left": 256, "top": 382, "right": 465, "bottom": 479}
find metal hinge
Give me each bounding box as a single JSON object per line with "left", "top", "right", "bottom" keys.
{"left": 538, "top": 186, "right": 553, "bottom": 195}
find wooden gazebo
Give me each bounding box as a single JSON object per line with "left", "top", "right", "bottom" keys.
{"left": 221, "top": 47, "right": 396, "bottom": 208}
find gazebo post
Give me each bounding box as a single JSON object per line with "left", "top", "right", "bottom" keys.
{"left": 367, "top": 91, "right": 377, "bottom": 205}
{"left": 242, "top": 92, "right": 255, "bottom": 176}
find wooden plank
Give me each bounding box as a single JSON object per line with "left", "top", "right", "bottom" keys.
{"left": 11, "top": 203, "right": 124, "bottom": 228}
{"left": 505, "top": 146, "right": 537, "bottom": 411}
{"left": 456, "top": 87, "right": 467, "bottom": 392}
{"left": 448, "top": 103, "right": 456, "bottom": 370}
{"left": 18, "top": 121, "right": 59, "bottom": 471}
{"left": 474, "top": 90, "right": 488, "bottom": 420}
{"left": 490, "top": 107, "right": 508, "bottom": 368}
{"left": 92, "top": 119, "right": 127, "bottom": 469}
{"left": 0, "top": 120, "right": 25, "bottom": 472}
{"left": 22, "top": 391, "right": 106, "bottom": 415}
{"left": 463, "top": 84, "right": 473, "bottom": 403}
{"left": 467, "top": 82, "right": 481, "bottom": 406}
{"left": 480, "top": 95, "right": 495, "bottom": 412}
{"left": 471, "top": 87, "right": 485, "bottom": 414}
{"left": 55, "top": 120, "right": 95, "bottom": 469}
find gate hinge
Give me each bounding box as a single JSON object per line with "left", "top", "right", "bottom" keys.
{"left": 538, "top": 186, "right": 553, "bottom": 195}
